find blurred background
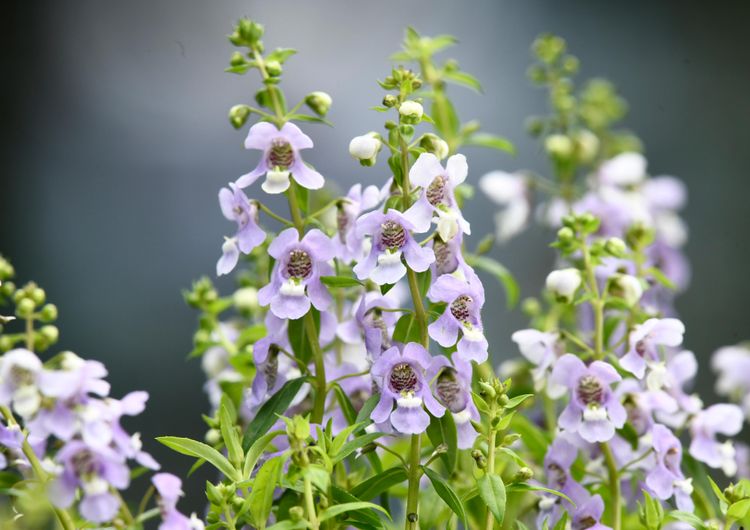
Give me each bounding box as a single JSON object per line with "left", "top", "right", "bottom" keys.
{"left": 2, "top": 0, "right": 749, "bottom": 515}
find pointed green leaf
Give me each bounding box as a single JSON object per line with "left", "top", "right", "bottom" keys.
{"left": 156, "top": 436, "right": 238, "bottom": 481}
{"left": 477, "top": 473, "right": 506, "bottom": 524}
{"left": 242, "top": 378, "right": 305, "bottom": 450}
{"left": 422, "top": 467, "right": 468, "bottom": 526}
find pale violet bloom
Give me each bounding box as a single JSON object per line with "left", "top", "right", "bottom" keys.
{"left": 646, "top": 424, "right": 694, "bottom": 512}
{"left": 152, "top": 473, "right": 204, "bottom": 530}
{"left": 337, "top": 291, "right": 399, "bottom": 360}
{"left": 258, "top": 228, "right": 335, "bottom": 320}
{"left": 370, "top": 344, "right": 445, "bottom": 435}
{"left": 217, "top": 183, "right": 266, "bottom": 276}
{"left": 427, "top": 274, "right": 488, "bottom": 365}
{"left": 511, "top": 329, "right": 564, "bottom": 397}
{"left": 689, "top": 403, "right": 743, "bottom": 476}
{"left": 428, "top": 357, "right": 479, "bottom": 449}
{"left": 0, "top": 349, "right": 44, "bottom": 419}
{"left": 404, "top": 153, "right": 470, "bottom": 241}
{"left": 621, "top": 318, "right": 685, "bottom": 378}
{"left": 550, "top": 355, "right": 626, "bottom": 443}
{"left": 235, "top": 122, "right": 324, "bottom": 193}
{"left": 570, "top": 494, "right": 611, "bottom": 530}
{"left": 537, "top": 435, "right": 589, "bottom": 528}
{"left": 353, "top": 209, "right": 434, "bottom": 285}
{"left": 430, "top": 232, "right": 475, "bottom": 281}
{"left": 479, "top": 170, "right": 530, "bottom": 242}
{"left": 711, "top": 344, "right": 750, "bottom": 412}
{"left": 597, "top": 152, "right": 646, "bottom": 187}
{"left": 334, "top": 183, "right": 383, "bottom": 263}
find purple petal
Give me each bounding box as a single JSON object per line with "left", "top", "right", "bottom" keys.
{"left": 390, "top": 402, "right": 430, "bottom": 434}
{"left": 291, "top": 160, "right": 325, "bottom": 190}
{"left": 402, "top": 240, "right": 435, "bottom": 272}
{"left": 80, "top": 492, "right": 120, "bottom": 523}
{"left": 428, "top": 312, "right": 459, "bottom": 348}
{"left": 403, "top": 197, "right": 434, "bottom": 233}
{"left": 409, "top": 153, "right": 444, "bottom": 187}
{"left": 446, "top": 154, "right": 468, "bottom": 186}
{"left": 268, "top": 228, "right": 300, "bottom": 259}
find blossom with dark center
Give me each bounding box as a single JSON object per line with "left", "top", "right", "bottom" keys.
{"left": 427, "top": 357, "right": 478, "bottom": 448}
{"left": 258, "top": 228, "right": 335, "bottom": 319}
{"left": 404, "top": 153, "right": 470, "bottom": 241}
{"left": 646, "top": 424, "right": 694, "bottom": 511}
{"left": 235, "top": 122, "right": 324, "bottom": 194}
{"left": 569, "top": 495, "right": 611, "bottom": 530}
{"left": 536, "top": 435, "right": 589, "bottom": 529}
{"left": 429, "top": 232, "right": 475, "bottom": 281}
{"left": 621, "top": 318, "right": 685, "bottom": 378}
{"left": 689, "top": 403, "right": 743, "bottom": 476}
{"left": 370, "top": 344, "right": 445, "bottom": 434}
{"left": 353, "top": 209, "right": 434, "bottom": 285}
{"left": 152, "top": 472, "right": 205, "bottom": 530}
{"left": 48, "top": 440, "right": 130, "bottom": 523}
{"left": 217, "top": 183, "right": 266, "bottom": 276}
{"left": 333, "top": 183, "right": 383, "bottom": 263}
{"left": 337, "top": 291, "right": 400, "bottom": 361}
{"left": 549, "top": 354, "right": 626, "bottom": 443}
{"left": 427, "top": 274, "right": 488, "bottom": 364}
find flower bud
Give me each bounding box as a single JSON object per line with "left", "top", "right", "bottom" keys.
{"left": 289, "top": 506, "right": 304, "bottom": 522}
{"left": 545, "top": 268, "right": 582, "bottom": 303}
{"left": 15, "top": 298, "right": 35, "bottom": 318}
{"left": 228, "top": 104, "right": 251, "bottom": 129}
{"left": 305, "top": 91, "right": 332, "bottom": 116}
{"left": 265, "top": 60, "right": 282, "bottom": 77}
{"left": 233, "top": 287, "right": 259, "bottom": 311}
{"left": 521, "top": 297, "right": 541, "bottom": 317}
{"left": 611, "top": 274, "right": 643, "bottom": 307}
{"left": 205, "top": 429, "right": 221, "bottom": 445}
{"left": 544, "top": 134, "right": 574, "bottom": 160}
{"left": 478, "top": 381, "right": 496, "bottom": 398}
{"left": 419, "top": 133, "right": 450, "bottom": 160}
{"left": 230, "top": 51, "right": 245, "bottom": 67}
{"left": 39, "top": 325, "right": 59, "bottom": 344}
{"left": 604, "top": 237, "right": 627, "bottom": 258}
{"left": 398, "top": 100, "right": 423, "bottom": 124}
{"left": 514, "top": 467, "right": 534, "bottom": 482}
{"left": 40, "top": 304, "right": 58, "bottom": 322}
{"left": 1, "top": 281, "right": 15, "bottom": 297}
{"left": 349, "top": 133, "right": 382, "bottom": 165}
{"left": 382, "top": 94, "right": 398, "bottom": 108}
{"left": 574, "top": 129, "right": 599, "bottom": 163}
{"left": 501, "top": 434, "right": 521, "bottom": 446}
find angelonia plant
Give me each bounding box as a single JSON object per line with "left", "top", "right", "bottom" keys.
{"left": 2, "top": 21, "right": 750, "bottom": 530}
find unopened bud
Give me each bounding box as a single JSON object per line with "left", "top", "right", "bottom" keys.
{"left": 233, "top": 287, "right": 259, "bottom": 311}
{"left": 545, "top": 134, "right": 574, "bottom": 160}
{"left": 574, "top": 129, "right": 599, "bottom": 163}
{"left": 289, "top": 506, "right": 304, "bottom": 522}
{"left": 16, "top": 298, "right": 35, "bottom": 318}
{"left": 305, "top": 91, "right": 332, "bottom": 116}
{"left": 265, "top": 60, "right": 282, "bottom": 77}
{"left": 545, "top": 268, "right": 582, "bottom": 303}
{"left": 229, "top": 105, "right": 251, "bottom": 129}
{"left": 611, "top": 274, "right": 643, "bottom": 307}
{"left": 478, "top": 381, "right": 496, "bottom": 398}
{"left": 514, "top": 467, "right": 534, "bottom": 482}
{"left": 501, "top": 434, "right": 521, "bottom": 446}
{"left": 398, "top": 100, "right": 423, "bottom": 124}
{"left": 230, "top": 51, "right": 245, "bottom": 67}
{"left": 205, "top": 429, "right": 221, "bottom": 445}
{"left": 40, "top": 304, "right": 58, "bottom": 322}
{"left": 382, "top": 94, "right": 398, "bottom": 108}
{"left": 420, "top": 133, "right": 450, "bottom": 160}
{"left": 604, "top": 237, "right": 627, "bottom": 258}
{"left": 349, "top": 133, "right": 382, "bottom": 165}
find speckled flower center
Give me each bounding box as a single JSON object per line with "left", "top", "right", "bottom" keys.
{"left": 268, "top": 139, "right": 294, "bottom": 168}
{"left": 365, "top": 309, "right": 391, "bottom": 351}
{"left": 426, "top": 176, "right": 448, "bottom": 207}
{"left": 264, "top": 345, "right": 280, "bottom": 389}
{"left": 577, "top": 516, "right": 597, "bottom": 529}
{"left": 433, "top": 238, "right": 458, "bottom": 275}
{"left": 389, "top": 363, "right": 418, "bottom": 393}
{"left": 72, "top": 450, "right": 97, "bottom": 477}
{"left": 665, "top": 446, "right": 680, "bottom": 472}
{"left": 450, "top": 295, "right": 473, "bottom": 323}
{"left": 286, "top": 249, "right": 312, "bottom": 279}
{"left": 547, "top": 462, "right": 567, "bottom": 488}
{"left": 436, "top": 368, "right": 467, "bottom": 413}
{"left": 635, "top": 339, "right": 647, "bottom": 357}
{"left": 379, "top": 220, "right": 406, "bottom": 250}
{"left": 10, "top": 365, "right": 34, "bottom": 386}
{"left": 336, "top": 206, "right": 349, "bottom": 243}
{"left": 576, "top": 375, "right": 604, "bottom": 405}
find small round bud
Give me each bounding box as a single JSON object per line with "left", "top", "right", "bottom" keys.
{"left": 0, "top": 335, "right": 13, "bottom": 352}
{"left": 205, "top": 429, "right": 221, "bottom": 447}
{"left": 419, "top": 133, "right": 450, "bottom": 160}
{"left": 289, "top": 506, "right": 304, "bottom": 522}
{"left": 382, "top": 94, "right": 398, "bottom": 108}
{"left": 411, "top": 79, "right": 422, "bottom": 90}
{"left": 521, "top": 297, "right": 541, "bottom": 317}
{"left": 557, "top": 226, "right": 575, "bottom": 244}
{"left": 229, "top": 105, "right": 251, "bottom": 129}
{"left": 501, "top": 433, "right": 521, "bottom": 446}
{"left": 399, "top": 124, "right": 415, "bottom": 137}
{"left": 1, "top": 281, "right": 15, "bottom": 297}
{"left": 349, "top": 133, "right": 382, "bottom": 164}
{"left": 611, "top": 274, "right": 643, "bottom": 307}
{"left": 574, "top": 129, "right": 599, "bottom": 163}
{"left": 497, "top": 394, "right": 509, "bottom": 406}
{"left": 30, "top": 288, "right": 45, "bottom": 305}
{"left": 16, "top": 298, "right": 35, "bottom": 318}
{"left": 604, "top": 237, "right": 627, "bottom": 258}
{"left": 305, "top": 91, "right": 332, "bottom": 116}
{"left": 265, "top": 60, "right": 282, "bottom": 77}
{"left": 514, "top": 467, "right": 534, "bottom": 482}
{"left": 40, "top": 304, "right": 58, "bottom": 322}
{"left": 233, "top": 287, "right": 259, "bottom": 311}
{"left": 39, "top": 325, "right": 59, "bottom": 344}
{"left": 545, "top": 268, "right": 582, "bottom": 303}
{"left": 478, "top": 381, "right": 496, "bottom": 398}
{"left": 398, "top": 100, "right": 423, "bottom": 124}
{"left": 230, "top": 51, "right": 245, "bottom": 67}
{"left": 545, "top": 134, "right": 574, "bottom": 160}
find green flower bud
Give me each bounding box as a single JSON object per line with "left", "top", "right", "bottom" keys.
{"left": 228, "top": 104, "right": 251, "bottom": 129}
{"left": 382, "top": 94, "right": 398, "bottom": 108}
{"left": 0, "top": 257, "right": 14, "bottom": 280}
{"left": 544, "top": 134, "right": 574, "bottom": 160}
{"left": 521, "top": 297, "right": 541, "bottom": 317}
{"left": 574, "top": 129, "right": 599, "bottom": 163}
{"left": 604, "top": 237, "right": 627, "bottom": 258}
{"left": 206, "top": 482, "right": 223, "bottom": 505}
{"left": 419, "top": 133, "right": 450, "bottom": 160}
{"left": 289, "top": 506, "right": 304, "bottom": 522}
{"left": 265, "top": 60, "right": 282, "bottom": 77}
{"left": 233, "top": 287, "right": 259, "bottom": 311}
{"left": 39, "top": 325, "right": 59, "bottom": 344}
{"left": 398, "top": 100, "right": 423, "bottom": 124}
{"left": 514, "top": 467, "right": 534, "bottom": 482}
{"left": 562, "top": 55, "right": 580, "bottom": 75}
{"left": 478, "top": 381, "right": 496, "bottom": 398}
{"left": 525, "top": 116, "right": 545, "bottom": 137}
{"left": 1, "top": 281, "right": 15, "bottom": 297}
{"left": 305, "top": 91, "right": 332, "bottom": 116}
{"left": 501, "top": 434, "right": 521, "bottom": 446}
{"left": 16, "top": 298, "right": 35, "bottom": 318}
{"left": 0, "top": 335, "right": 13, "bottom": 352}
{"left": 497, "top": 394, "right": 509, "bottom": 406}
{"left": 40, "top": 304, "right": 58, "bottom": 322}
{"left": 237, "top": 19, "right": 264, "bottom": 45}
{"left": 557, "top": 226, "right": 575, "bottom": 244}
{"left": 230, "top": 51, "right": 245, "bottom": 67}
{"left": 205, "top": 428, "right": 221, "bottom": 446}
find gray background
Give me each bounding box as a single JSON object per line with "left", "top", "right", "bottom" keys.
{"left": 2, "top": 0, "right": 749, "bottom": 514}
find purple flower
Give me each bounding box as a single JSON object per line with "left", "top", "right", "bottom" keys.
{"left": 353, "top": 209, "right": 434, "bottom": 285}
{"left": 152, "top": 472, "right": 203, "bottom": 530}
{"left": 647, "top": 351, "right": 702, "bottom": 428}
{"left": 614, "top": 379, "right": 676, "bottom": 437}
{"left": 597, "top": 152, "right": 646, "bottom": 187}
{"left": 570, "top": 494, "right": 611, "bottom": 530}
{"left": 370, "top": 344, "right": 445, "bottom": 435}
{"left": 511, "top": 329, "right": 564, "bottom": 396}
{"left": 711, "top": 344, "right": 750, "bottom": 409}
{"left": 427, "top": 275, "right": 488, "bottom": 365}
{"left": 37, "top": 352, "right": 111, "bottom": 401}
{"left": 235, "top": 122, "right": 324, "bottom": 193}
{"left": 537, "top": 435, "right": 588, "bottom": 527}
{"left": 646, "top": 424, "right": 694, "bottom": 511}
{"left": 334, "top": 184, "right": 383, "bottom": 263}
{"left": 404, "top": 153, "right": 470, "bottom": 241}
{"left": 428, "top": 357, "right": 479, "bottom": 449}
{"left": 621, "top": 318, "right": 685, "bottom": 379}
{"left": 258, "top": 228, "right": 335, "bottom": 320}
{"left": 689, "top": 403, "right": 743, "bottom": 476}
{"left": 430, "top": 232, "right": 474, "bottom": 281}
{"left": 550, "top": 355, "right": 626, "bottom": 443}
{"left": 217, "top": 183, "right": 266, "bottom": 276}
{"left": 337, "top": 292, "right": 400, "bottom": 360}
{"left": 479, "top": 170, "right": 530, "bottom": 243}
{"left": 49, "top": 440, "right": 130, "bottom": 523}
{"left": 0, "top": 349, "right": 43, "bottom": 419}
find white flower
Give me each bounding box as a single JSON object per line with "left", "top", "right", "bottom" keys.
{"left": 261, "top": 169, "right": 291, "bottom": 194}
{"left": 479, "top": 171, "right": 529, "bottom": 242}
{"left": 349, "top": 133, "right": 381, "bottom": 161}
{"left": 545, "top": 268, "right": 582, "bottom": 302}
{"left": 598, "top": 152, "right": 646, "bottom": 187}
{"left": 613, "top": 274, "right": 643, "bottom": 306}
{"left": 398, "top": 100, "right": 423, "bottom": 120}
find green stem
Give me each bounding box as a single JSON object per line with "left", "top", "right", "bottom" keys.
{"left": 601, "top": 442, "right": 621, "bottom": 530}
{"left": 255, "top": 201, "right": 294, "bottom": 226}
{"left": 483, "top": 426, "right": 497, "bottom": 530}
{"left": 406, "top": 269, "right": 428, "bottom": 346}
{"left": 405, "top": 434, "right": 422, "bottom": 530}
{"left": 581, "top": 243, "right": 605, "bottom": 359}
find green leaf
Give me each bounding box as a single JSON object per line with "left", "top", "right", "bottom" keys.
{"left": 320, "top": 276, "right": 364, "bottom": 288}
{"left": 331, "top": 486, "right": 386, "bottom": 529}
{"left": 242, "top": 429, "right": 283, "bottom": 479}
{"left": 265, "top": 521, "right": 309, "bottom": 530}
{"left": 510, "top": 415, "right": 550, "bottom": 462}
{"left": 465, "top": 255, "right": 519, "bottom": 308}
{"left": 443, "top": 70, "right": 483, "bottom": 93}
{"left": 287, "top": 113, "right": 333, "bottom": 127}
{"left": 288, "top": 309, "right": 320, "bottom": 363}
{"left": 355, "top": 395, "right": 380, "bottom": 427}
{"left": 431, "top": 97, "right": 459, "bottom": 137}
{"left": 465, "top": 133, "right": 516, "bottom": 154}
{"left": 422, "top": 467, "right": 468, "bottom": 526}
{"left": 156, "top": 436, "right": 239, "bottom": 482}
{"left": 504, "top": 393, "right": 534, "bottom": 410}
{"left": 220, "top": 403, "right": 244, "bottom": 468}
{"left": 266, "top": 48, "right": 297, "bottom": 64}
{"left": 425, "top": 412, "right": 458, "bottom": 472}
{"left": 242, "top": 378, "right": 305, "bottom": 451}
{"left": 351, "top": 466, "right": 408, "bottom": 500}
{"left": 332, "top": 383, "right": 359, "bottom": 427}
{"left": 416, "top": 269, "right": 432, "bottom": 298}
{"left": 393, "top": 313, "right": 421, "bottom": 343}
{"left": 506, "top": 483, "right": 574, "bottom": 506}
{"left": 320, "top": 501, "right": 390, "bottom": 522}
{"left": 477, "top": 473, "right": 506, "bottom": 524}
{"left": 728, "top": 498, "right": 750, "bottom": 519}
{"left": 332, "top": 432, "right": 385, "bottom": 464}
{"left": 248, "top": 456, "right": 283, "bottom": 529}
{"left": 616, "top": 422, "right": 640, "bottom": 451}
{"left": 667, "top": 511, "right": 708, "bottom": 529}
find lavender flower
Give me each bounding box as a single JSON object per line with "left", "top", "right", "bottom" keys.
{"left": 621, "top": 318, "right": 685, "bottom": 379}
{"left": 258, "top": 228, "right": 335, "bottom": 320}
{"left": 712, "top": 344, "right": 750, "bottom": 416}
{"left": 430, "top": 232, "right": 474, "bottom": 281}
{"left": 428, "top": 357, "right": 479, "bottom": 448}
{"left": 689, "top": 403, "right": 743, "bottom": 476}
{"left": 217, "top": 183, "right": 266, "bottom": 276}
{"left": 334, "top": 183, "right": 383, "bottom": 263}
{"left": 404, "top": 153, "right": 470, "bottom": 241}
{"left": 537, "top": 435, "right": 588, "bottom": 528}
{"left": 0, "top": 349, "right": 44, "bottom": 419}
{"left": 570, "top": 494, "right": 611, "bottom": 530}
{"left": 646, "top": 424, "right": 694, "bottom": 511}
{"left": 511, "top": 329, "right": 564, "bottom": 396}
{"left": 479, "top": 170, "right": 530, "bottom": 242}
{"left": 235, "top": 122, "right": 324, "bottom": 194}
{"left": 152, "top": 472, "right": 204, "bottom": 530}
{"left": 550, "top": 354, "right": 626, "bottom": 443}
{"left": 370, "top": 344, "right": 445, "bottom": 435}
{"left": 353, "top": 209, "right": 434, "bottom": 285}
{"left": 427, "top": 274, "right": 488, "bottom": 365}
{"left": 337, "top": 291, "right": 399, "bottom": 360}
